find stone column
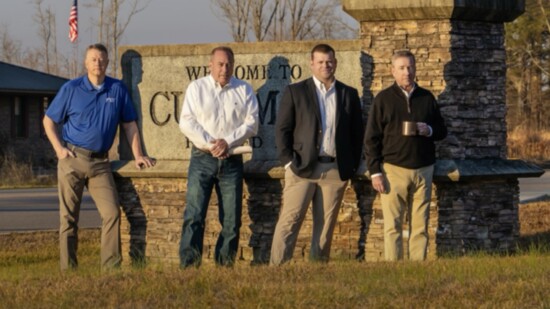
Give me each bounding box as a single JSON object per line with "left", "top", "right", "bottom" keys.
{"left": 343, "top": 0, "right": 543, "bottom": 257}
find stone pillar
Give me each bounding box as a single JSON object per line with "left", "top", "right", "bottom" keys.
{"left": 343, "top": 0, "right": 543, "bottom": 257}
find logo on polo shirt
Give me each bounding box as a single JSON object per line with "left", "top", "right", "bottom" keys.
{"left": 106, "top": 97, "right": 116, "bottom": 103}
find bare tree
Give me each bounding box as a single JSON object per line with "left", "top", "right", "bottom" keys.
{"left": 99, "top": 0, "right": 105, "bottom": 43}
{"left": 0, "top": 25, "right": 23, "bottom": 65}
{"left": 84, "top": 0, "right": 106, "bottom": 43}
{"left": 52, "top": 16, "right": 58, "bottom": 75}
{"left": 111, "top": 0, "right": 150, "bottom": 76}
{"left": 212, "top": 0, "right": 357, "bottom": 42}
{"left": 212, "top": 0, "right": 252, "bottom": 42}
{"left": 250, "top": 0, "right": 278, "bottom": 41}
{"left": 506, "top": 0, "right": 550, "bottom": 130}
{"left": 86, "top": 0, "right": 149, "bottom": 76}
{"left": 285, "top": 0, "right": 357, "bottom": 40}
{"left": 33, "top": 0, "right": 58, "bottom": 74}
{"left": 287, "top": 0, "right": 317, "bottom": 40}
{"left": 317, "top": 0, "right": 358, "bottom": 39}
{"left": 21, "top": 49, "right": 43, "bottom": 72}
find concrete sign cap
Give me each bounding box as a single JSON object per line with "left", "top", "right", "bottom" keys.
{"left": 342, "top": 0, "right": 525, "bottom": 23}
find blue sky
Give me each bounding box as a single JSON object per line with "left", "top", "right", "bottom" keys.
{"left": 0, "top": 0, "right": 231, "bottom": 54}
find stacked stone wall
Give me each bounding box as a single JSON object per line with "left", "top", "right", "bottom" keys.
{"left": 436, "top": 179, "right": 520, "bottom": 254}
{"left": 116, "top": 175, "right": 444, "bottom": 264}
{"left": 360, "top": 20, "right": 507, "bottom": 160}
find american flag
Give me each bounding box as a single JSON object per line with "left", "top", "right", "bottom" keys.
{"left": 68, "top": 0, "right": 78, "bottom": 43}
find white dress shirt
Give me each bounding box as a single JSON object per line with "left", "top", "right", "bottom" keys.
{"left": 179, "top": 75, "right": 259, "bottom": 150}
{"left": 312, "top": 76, "right": 337, "bottom": 158}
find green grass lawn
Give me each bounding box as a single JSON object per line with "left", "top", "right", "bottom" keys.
{"left": 0, "top": 229, "right": 548, "bottom": 309}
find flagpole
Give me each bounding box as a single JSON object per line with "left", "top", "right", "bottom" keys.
{"left": 72, "top": 39, "right": 79, "bottom": 78}
{"left": 69, "top": 0, "right": 79, "bottom": 78}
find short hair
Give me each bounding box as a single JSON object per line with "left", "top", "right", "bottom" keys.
{"left": 392, "top": 50, "right": 415, "bottom": 65}
{"left": 211, "top": 46, "right": 234, "bottom": 63}
{"left": 86, "top": 43, "right": 108, "bottom": 57}
{"left": 311, "top": 44, "right": 335, "bottom": 59}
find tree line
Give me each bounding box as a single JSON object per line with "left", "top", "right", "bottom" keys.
{"left": 506, "top": 0, "right": 550, "bottom": 131}
{"left": 0, "top": 0, "right": 548, "bottom": 131}
{"left": 0, "top": 0, "right": 148, "bottom": 78}
{"left": 0, "top": 0, "right": 355, "bottom": 78}
{"left": 210, "top": 0, "right": 357, "bottom": 42}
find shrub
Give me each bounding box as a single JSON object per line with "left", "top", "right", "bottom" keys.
{"left": 0, "top": 148, "right": 56, "bottom": 188}
{"left": 507, "top": 127, "right": 550, "bottom": 164}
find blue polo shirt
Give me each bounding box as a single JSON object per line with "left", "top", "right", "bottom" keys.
{"left": 46, "top": 75, "right": 138, "bottom": 153}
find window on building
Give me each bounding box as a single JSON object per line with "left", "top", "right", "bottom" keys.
{"left": 40, "top": 97, "right": 50, "bottom": 138}
{"left": 12, "top": 96, "right": 28, "bottom": 138}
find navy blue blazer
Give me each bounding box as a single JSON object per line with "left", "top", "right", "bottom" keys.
{"left": 275, "top": 77, "right": 364, "bottom": 181}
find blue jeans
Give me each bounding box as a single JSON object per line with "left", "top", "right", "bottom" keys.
{"left": 179, "top": 147, "right": 243, "bottom": 267}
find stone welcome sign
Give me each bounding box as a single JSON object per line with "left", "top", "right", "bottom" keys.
{"left": 114, "top": 0, "right": 544, "bottom": 265}
{"left": 119, "top": 41, "right": 362, "bottom": 167}
{"left": 114, "top": 41, "right": 367, "bottom": 264}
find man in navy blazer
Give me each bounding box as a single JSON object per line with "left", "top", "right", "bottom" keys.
{"left": 271, "top": 44, "right": 364, "bottom": 265}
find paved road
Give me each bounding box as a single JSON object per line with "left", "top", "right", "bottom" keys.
{"left": 0, "top": 188, "right": 100, "bottom": 233}
{"left": 0, "top": 171, "right": 547, "bottom": 233}
{"left": 518, "top": 170, "right": 550, "bottom": 201}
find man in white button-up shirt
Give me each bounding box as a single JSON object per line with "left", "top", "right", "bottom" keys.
{"left": 178, "top": 46, "right": 259, "bottom": 267}
{"left": 271, "top": 44, "right": 364, "bottom": 265}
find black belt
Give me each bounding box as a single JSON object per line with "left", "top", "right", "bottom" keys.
{"left": 66, "top": 143, "right": 108, "bottom": 159}
{"left": 318, "top": 156, "right": 335, "bottom": 163}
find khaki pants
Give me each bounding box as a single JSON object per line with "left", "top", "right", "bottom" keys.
{"left": 57, "top": 156, "right": 121, "bottom": 270}
{"left": 270, "top": 162, "right": 347, "bottom": 265}
{"left": 380, "top": 163, "right": 434, "bottom": 261}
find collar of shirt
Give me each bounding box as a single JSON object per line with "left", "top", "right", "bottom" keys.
{"left": 83, "top": 75, "right": 108, "bottom": 92}
{"left": 398, "top": 82, "right": 416, "bottom": 99}
{"left": 208, "top": 75, "right": 235, "bottom": 91}
{"left": 312, "top": 75, "right": 335, "bottom": 93}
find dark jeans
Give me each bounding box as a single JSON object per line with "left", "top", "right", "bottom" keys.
{"left": 179, "top": 147, "right": 243, "bottom": 267}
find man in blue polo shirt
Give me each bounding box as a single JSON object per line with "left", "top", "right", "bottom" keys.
{"left": 43, "top": 43, "right": 155, "bottom": 270}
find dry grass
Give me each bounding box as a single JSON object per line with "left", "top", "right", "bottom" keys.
{"left": 0, "top": 201, "right": 549, "bottom": 309}
{"left": 0, "top": 150, "right": 56, "bottom": 188}
{"left": 1, "top": 254, "right": 549, "bottom": 309}
{"left": 518, "top": 200, "right": 550, "bottom": 251}
{"left": 508, "top": 128, "right": 550, "bottom": 164}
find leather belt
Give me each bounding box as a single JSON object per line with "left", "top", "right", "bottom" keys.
{"left": 66, "top": 143, "right": 108, "bottom": 159}
{"left": 318, "top": 156, "right": 335, "bottom": 163}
